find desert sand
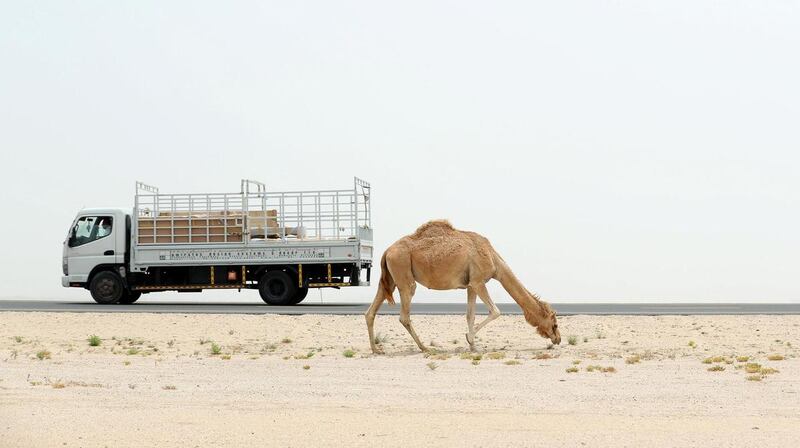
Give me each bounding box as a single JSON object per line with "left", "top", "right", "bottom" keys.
{"left": 1, "top": 311, "right": 798, "bottom": 447}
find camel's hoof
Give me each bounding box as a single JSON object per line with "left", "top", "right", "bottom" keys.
{"left": 371, "top": 346, "right": 385, "bottom": 355}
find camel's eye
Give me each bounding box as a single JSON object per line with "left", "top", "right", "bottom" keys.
{"left": 553, "top": 324, "right": 558, "bottom": 329}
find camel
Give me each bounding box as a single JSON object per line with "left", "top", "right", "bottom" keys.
{"left": 365, "top": 220, "right": 561, "bottom": 354}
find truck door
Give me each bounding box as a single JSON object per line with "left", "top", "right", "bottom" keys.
{"left": 66, "top": 215, "right": 117, "bottom": 283}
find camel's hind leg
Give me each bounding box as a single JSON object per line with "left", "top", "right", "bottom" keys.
{"left": 397, "top": 283, "right": 428, "bottom": 352}
{"left": 472, "top": 282, "right": 501, "bottom": 336}
{"left": 465, "top": 287, "right": 477, "bottom": 351}
{"left": 365, "top": 293, "right": 387, "bottom": 354}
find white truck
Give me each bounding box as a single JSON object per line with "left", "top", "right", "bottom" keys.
{"left": 62, "top": 178, "right": 373, "bottom": 305}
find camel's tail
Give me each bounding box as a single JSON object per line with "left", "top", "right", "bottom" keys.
{"left": 377, "top": 252, "right": 396, "bottom": 305}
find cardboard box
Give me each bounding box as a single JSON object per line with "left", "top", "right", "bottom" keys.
{"left": 138, "top": 210, "right": 265, "bottom": 244}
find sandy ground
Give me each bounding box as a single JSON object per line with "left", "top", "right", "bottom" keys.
{"left": 1, "top": 312, "right": 799, "bottom": 447}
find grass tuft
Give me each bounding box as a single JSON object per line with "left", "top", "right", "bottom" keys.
{"left": 88, "top": 335, "right": 102, "bottom": 347}
{"left": 342, "top": 349, "right": 356, "bottom": 358}
{"left": 688, "top": 340, "right": 697, "bottom": 348}
{"left": 767, "top": 354, "right": 785, "bottom": 361}
{"left": 745, "top": 375, "right": 762, "bottom": 382}
{"left": 566, "top": 367, "right": 579, "bottom": 373}
{"left": 595, "top": 330, "right": 606, "bottom": 339}
{"left": 702, "top": 356, "right": 726, "bottom": 364}
{"left": 736, "top": 356, "right": 750, "bottom": 362}
{"left": 487, "top": 352, "right": 506, "bottom": 360}
{"left": 303, "top": 365, "right": 310, "bottom": 370}
{"left": 13, "top": 336, "right": 23, "bottom": 343}
{"left": 461, "top": 353, "right": 482, "bottom": 361}
{"left": 281, "top": 338, "right": 292, "bottom": 344}
{"left": 707, "top": 365, "right": 725, "bottom": 372}
{"left": 210, "top": 343, "right": 222, "bottom": 355}
{"left": 162, "top": 385, "right": 177, "bottom": 390}
{"left": 534, "top": 352, "right": 553, "bottom": 360}
{"left": 373, "top": 332, "right": 389, "bottom": 345}
{"left": 745, "top": 363, "right": 762, "bottom": 374}
{"left": 504, "top": 360, "right": 521, "bottom": 366}
{"left": 126, "top": 347, "right": 139, "bottom": 356}
{"left": 567, "top": 336, "right": 578, "bottom": 346}
{"left": 585, "top": 365, "right": 617, "bottom": 373}
{"left": 36, "top": 350, "right": 51, "bottom": 360}
{"left": 295, "top": 351, "right": 315, "bottom": 360}
{"left": 626, "top": 355, "right": 641, "bottom": 364}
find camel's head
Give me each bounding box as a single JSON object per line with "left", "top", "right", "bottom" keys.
{"left": 539, "top": 310, "right": 561, "bottom": 345}
{"left": 526, "top": 307, "right": 561, "bottom": 345}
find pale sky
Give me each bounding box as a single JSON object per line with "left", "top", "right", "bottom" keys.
{"left": 1, "top": 1, "right": 798, "bottom": 303}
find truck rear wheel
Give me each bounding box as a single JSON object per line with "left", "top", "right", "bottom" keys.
{"left": 118, "top": 291, "right": 142, "bottom": 304}
{"left": 89, "top": 271, "right": 124, "bottom": 304}
{"left": 259, "top": 271, "right": 297, "bottom": 305}
{"left": 289, "top": 287, "right": 309, "bottom": 305}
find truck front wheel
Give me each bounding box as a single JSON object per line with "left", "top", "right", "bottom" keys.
{"left": 89, "top": 271, "right": 124, "bottom": 304}
{"left": 259, "top": 271, "right": 297, "bottom": 305}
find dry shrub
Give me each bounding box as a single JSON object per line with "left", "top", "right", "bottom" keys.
{"left": 745, "top": 363, "right": 762, "bottom": 374}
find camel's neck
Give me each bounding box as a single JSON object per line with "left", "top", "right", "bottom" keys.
{"left": 492, "top": 253, "right": 547, "bottom": 324}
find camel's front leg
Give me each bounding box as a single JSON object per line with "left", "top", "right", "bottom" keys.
{"left": 465, "top": 287, "right": 477, "bottom": 351}
{"left": 398, "top": 285, "right": 428, "bottom": 352}
{"left": 472, "top": 283, "right": 501, "bottom": 336}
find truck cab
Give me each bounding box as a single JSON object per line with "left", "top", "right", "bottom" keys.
{"left": 62, "top": 208, "right": 137, "bottom": 303}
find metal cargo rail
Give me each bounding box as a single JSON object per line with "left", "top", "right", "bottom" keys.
{"left": 131, "top": 177, "right": 373, "bottom": 270}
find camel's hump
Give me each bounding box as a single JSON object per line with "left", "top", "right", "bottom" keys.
{"left": 412, "top": 219, "right": 456, "bottom": 237}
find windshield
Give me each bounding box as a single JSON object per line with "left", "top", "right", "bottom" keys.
{"left": 68, "top": 216, "right": 113, "bottom": 247}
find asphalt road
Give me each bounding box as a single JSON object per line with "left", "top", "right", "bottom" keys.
{"left": 1, "top": 300, "right": 799, "bottom": 315}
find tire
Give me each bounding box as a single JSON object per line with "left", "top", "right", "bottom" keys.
{"left": 259, "top": 271, "right": 297, "bottom": 305}
{"left": 118, "top": 291, "right": 142, "bottom": 304}
{"left": 89, "top": 271, "right": 124, "bottom": 304}
{"left": 289, "top": 287, "right": 309, "bottom": 305}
